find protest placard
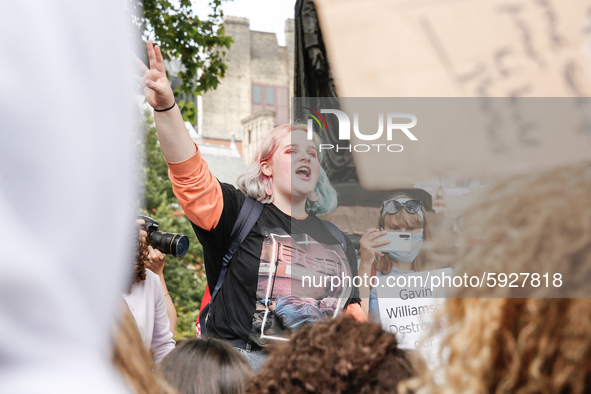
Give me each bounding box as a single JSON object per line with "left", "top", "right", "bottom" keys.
{"left": 313, "top": 0, "right": 591, "bottom": 188}
{"left": 376, "top": 268, "right": 452, "bottom": 368}
{"left": 315, "top": 0, "right": 591, "bottom": 98}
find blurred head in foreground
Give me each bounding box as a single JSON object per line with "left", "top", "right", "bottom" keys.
{"left": 159, "top": 338, "right": 254, "bottom": 394}
{"left": 245, "top": 315, "right": 417, "bottom": 394}
{"left": 112, "top": 304, "right": 176, "bottom": 394}
{"left": 408, "top": 163, "right": 591, "bottom": 394}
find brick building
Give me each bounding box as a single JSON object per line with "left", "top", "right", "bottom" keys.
{"left": 197, "top": 16, "right": 295, "bottom": 164}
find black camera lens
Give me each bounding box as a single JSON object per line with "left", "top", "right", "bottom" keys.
{"left": 345, "top": 233, "right": 361, "bottom": 250}
{"left": 174, "top": 235, "right": 189, "bottom": 257}
{"left": 149, "top": 231, "right": 190, "bottom": 257}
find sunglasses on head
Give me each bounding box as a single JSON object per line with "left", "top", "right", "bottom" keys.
{"left": 382, "top": 199, "right": 422, "bottom": 215}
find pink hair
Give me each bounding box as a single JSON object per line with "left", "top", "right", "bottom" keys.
{"left": 236, "top": 124, "right": 338, "bottom": 214}
{"left": 237, "top": 124, "right": 294, "bottom": 203}
{"left": 259, "top": 124, "right": 292, "bottom": 163}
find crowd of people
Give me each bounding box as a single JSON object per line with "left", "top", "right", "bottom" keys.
{"left": 105, "top": 39, "right": 591, "bottom": 394}
{"left": 115, "top": 150, "right": 591, "bottom": 394}
{"left": 5, "top": 2, "right": 590, "bottom": 393}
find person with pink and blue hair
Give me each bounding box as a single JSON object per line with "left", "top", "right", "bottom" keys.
{"left": 137, "top": 41, "right": 363, "bottom": 371}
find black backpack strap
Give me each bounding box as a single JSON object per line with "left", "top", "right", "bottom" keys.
{"left": 208, "top": 197, "right": 264, "bottom": 314}
{"left": 321, "top": 219, "right": 347, "bottom": 254}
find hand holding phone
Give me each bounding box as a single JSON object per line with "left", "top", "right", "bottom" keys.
{"left": 375, "top": 232, "right": 412, "bottom": 252}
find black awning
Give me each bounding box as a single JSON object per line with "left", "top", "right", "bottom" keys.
{"left": 333, "top": 182, "right": 433, "bottom": 211}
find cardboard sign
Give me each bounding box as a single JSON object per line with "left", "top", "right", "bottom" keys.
{"left": 315, "top": 0, "right": 591, "bottom": 97}
{"left": 314, "top": 0, "right": 591, "bottom": 188}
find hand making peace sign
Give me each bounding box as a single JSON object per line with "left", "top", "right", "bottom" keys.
{"left": 135, "top": 40, "right": 176, "bottom": 111}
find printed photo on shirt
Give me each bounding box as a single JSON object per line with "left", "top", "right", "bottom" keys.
{"left": 250, "top": 227, "right": 352, "bottom": 346}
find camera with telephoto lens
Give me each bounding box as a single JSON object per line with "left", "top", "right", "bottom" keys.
{"left": 345, "top": 233, "right": 361, "bottom": 250}
{"left": 138, "top": 215, "right": 190, "bottom": 258}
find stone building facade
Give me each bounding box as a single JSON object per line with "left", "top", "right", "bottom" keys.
{"left": 197, "top": 16, "right": 295, "bottom": 164}
{"left": 241, "top": 110, "right": 276, "bottom": 164}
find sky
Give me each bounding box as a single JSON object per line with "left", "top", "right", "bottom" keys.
{"left": 193, "top": 0, "right": 296, "bottom": 46}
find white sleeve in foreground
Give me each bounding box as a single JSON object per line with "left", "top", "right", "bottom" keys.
{"left": 0, "top": 1, "right": 139, "bottom": 392}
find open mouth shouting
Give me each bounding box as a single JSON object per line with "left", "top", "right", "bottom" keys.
{"left": 295, "top": 165, "right": 312, "bottom": 180}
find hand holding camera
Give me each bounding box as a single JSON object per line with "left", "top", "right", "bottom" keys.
{"left": 138, "top": 215, "right": 190, "bottom": 258}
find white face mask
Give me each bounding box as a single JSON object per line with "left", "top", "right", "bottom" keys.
{"left": 387, "top": 229, "right": 423, "bottom": 263}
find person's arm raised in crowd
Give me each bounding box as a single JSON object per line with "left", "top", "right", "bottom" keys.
{"left": 137, "top": 40, "right": 223, "bottom": 230}
{"left": 137, "top": 40, "right": 194, "bottom": 162}
{"left": 145, "top": 246, "right": 177, "bottom": 335}
{"left": 358, "top": 228, "right": 389, "bottom": 317}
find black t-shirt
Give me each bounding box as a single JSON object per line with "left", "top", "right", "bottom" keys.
{"left": 192, "top": 183, "right": 360, "bottom": 347}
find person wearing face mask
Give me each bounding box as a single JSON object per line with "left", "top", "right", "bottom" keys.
{"left": 358, "top": 194, "right": 432, "bottom": 320}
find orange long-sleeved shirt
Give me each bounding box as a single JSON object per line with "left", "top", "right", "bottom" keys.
{"left": 166, "top": 143, "right": 224, "bottom": 231}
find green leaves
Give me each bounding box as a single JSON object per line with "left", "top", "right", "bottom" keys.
{"left": 178, "top": 98, "right": 197, "bottom": 123}
{"left": 137, "top": 0, "right": 233, "bottom": 100}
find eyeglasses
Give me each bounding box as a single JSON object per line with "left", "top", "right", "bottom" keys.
{"left": 382, "top": 199, "right": 422, "bottom": 215}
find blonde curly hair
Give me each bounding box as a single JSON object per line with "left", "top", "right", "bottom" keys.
{"left": 404, "top": 163, "right": 591, "bottom": 394}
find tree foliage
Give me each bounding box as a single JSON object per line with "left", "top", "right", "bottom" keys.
{"left": 130, "top": 0, "right": 233, "bottom": 122}
{"left": 128, "top": 0, "right": 232, "bottom": 339}
{"left": 141, "top": 110, "right": 207, "bottom": 340}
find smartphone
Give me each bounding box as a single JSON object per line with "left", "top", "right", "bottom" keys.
{"left": 376, "top": 232, "right": 412, "bottom": 252}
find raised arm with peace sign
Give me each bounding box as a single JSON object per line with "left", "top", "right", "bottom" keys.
{"left": 136, "top": 40, "right": 196, "bottom": 163}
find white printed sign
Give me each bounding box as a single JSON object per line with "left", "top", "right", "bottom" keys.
{"left": 376, "top": 268, "right": 452, "bottom": 368}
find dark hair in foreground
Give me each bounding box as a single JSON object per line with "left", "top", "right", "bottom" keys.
{"left": 123, "top": 223, "right": 149, "bottom": 293}
{"left": 135, "top": 225, "right": 149, "bottom": 282}
{"left": 159, "top": 338, "right": 254, "bottom": 394}
{"left": 245, "top": 315, "right": 417, "bottom": 394}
